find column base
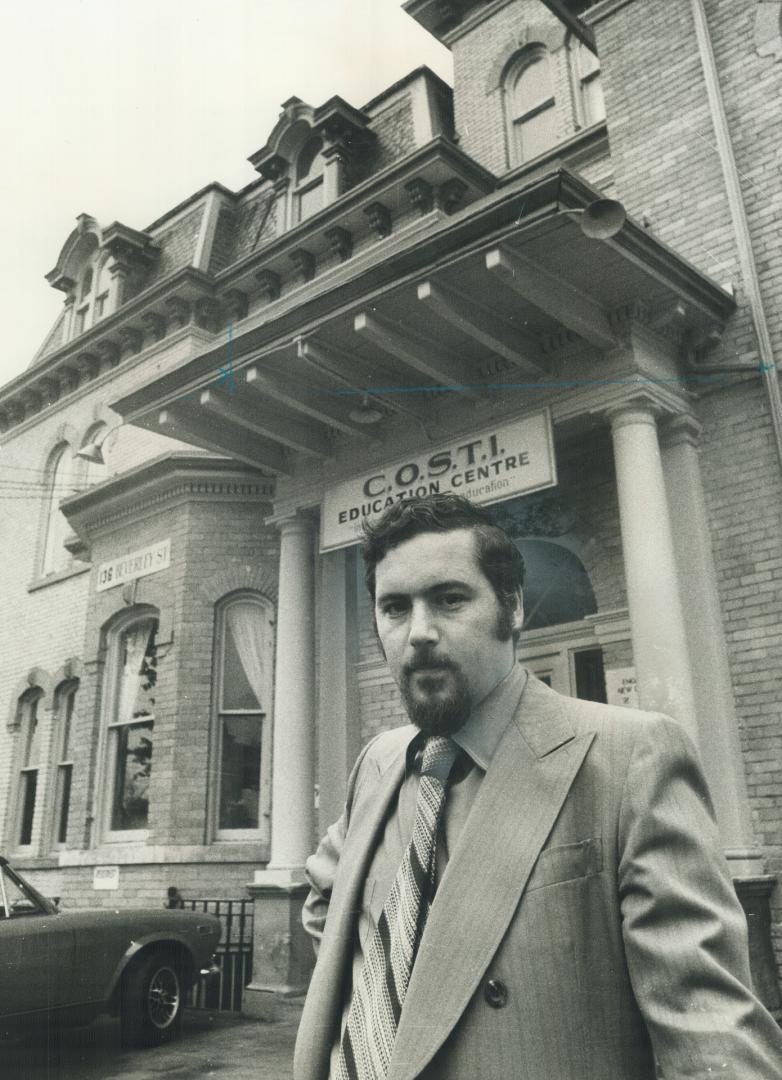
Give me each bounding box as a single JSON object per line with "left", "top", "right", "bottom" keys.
{"left": 243, "top": 868, "right": 315, "bottom": 1021}
{"left": 733, "top": 874, "right": 781, "bottom": 1019}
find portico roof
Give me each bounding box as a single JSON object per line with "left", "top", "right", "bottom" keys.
{"left": 112, "top": 168, "right": 736, "bottom": 479}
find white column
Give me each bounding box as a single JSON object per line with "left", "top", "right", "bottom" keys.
{"left": 608, "top": 400, "right": 699, "bottom": 741}
{"left": 317, "top": 546, "right": 361, "bottom": 835}
{"left": 266, "top": 513, "right": 316, "bottom": 877}
{"left": 661, "top": 416, "right": 760, "bottom": 872}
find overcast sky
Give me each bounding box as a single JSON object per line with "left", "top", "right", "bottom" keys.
{"left": 0, "top": 0, "right": 451, "bottom": 386}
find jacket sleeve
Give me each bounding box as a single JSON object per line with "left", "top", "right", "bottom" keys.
{"left": 302, "top": 734, "right": 382, "bottom": 955}
{"left": 617, "top": 715, "right": 782, "bottom": 1078}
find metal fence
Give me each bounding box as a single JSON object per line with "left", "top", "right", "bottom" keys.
{"left": 184, "top": 898, "right": 254, "bottom": 1012}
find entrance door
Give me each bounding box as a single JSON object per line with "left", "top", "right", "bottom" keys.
{"left": 519, "top": 633, "right": 607, "bottom": 703}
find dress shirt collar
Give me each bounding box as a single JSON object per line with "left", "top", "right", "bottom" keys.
{"left": 405, "top": 662, "right": 527, "bottom": 775}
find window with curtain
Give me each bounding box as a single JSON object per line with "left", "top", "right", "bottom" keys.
{"left": 107, "top": 618, "right": 158, "bottom": 833}
{"left": 295, "top": 135, "right": 325, "bottom": 223}
{"left": 507, "top": 50, "right": 559, "bottom": 164}
{"left": 16, "top": 689, "right": 43, "bottom": 847}
{"left": 215, "top": 595, "right": 274, "bottom": 838}
{"left": 41, "top": 445, "right": 75, "bottom": 576}
{"left": 52, "top": 680, "right": 77, "bottom": 846}
{"left": 574, "top": 40, "right": 605, "bottom": 127}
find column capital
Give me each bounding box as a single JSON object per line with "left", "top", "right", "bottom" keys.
{"left": 659, "top": 413, "right": 703, "bottom": 450}
{"left": 273, "top": 508, "right": 318, "bottom": 536}
{"left": 604, "top": 390, "right": 669, "bottom": 430}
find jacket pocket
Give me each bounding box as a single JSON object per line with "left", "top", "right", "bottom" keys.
{"left": 525, "top": 837, "right": 603, "bottom": 893}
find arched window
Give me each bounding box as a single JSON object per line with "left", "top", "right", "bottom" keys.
{"left": 41, "top": 444, "right": 75, "bottom": 576}
{"left": 295, "top": 135, "right": 325, "bottom": 223}
{"left": 52, "top": 680, "right": 78, "bottom": 847}
{"left": 15, "top": 689, "right": 44, "bottom": 847}
{"left": 517, "top": 539, "right": 598, "bottom": 630}
{"left": 105, "top": 615, "right": 159, "bottom": 835}
{"left": 93, "top": 256, "right": 112, "bottom": 322}
{"left": 213, "top": 594, "right": 275, "bottom": 839}
{"left": 506, "top": 49, "right": 559, "bottom": 164}
{"left": 573, "top": 40, "right": 605, "bottom": 127}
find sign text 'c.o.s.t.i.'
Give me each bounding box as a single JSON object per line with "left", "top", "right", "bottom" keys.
{"left": 320, "top": 410, "right": 556, "bottom": 552}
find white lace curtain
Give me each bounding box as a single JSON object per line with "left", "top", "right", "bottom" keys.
{"left": 117, "top": 622, "right": 154, "bottom": 725}
{"left": 225, "top": 601, "right": 267, "bottom": 710}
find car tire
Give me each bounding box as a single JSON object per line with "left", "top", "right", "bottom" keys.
{"left": 120, "top": 950, "right": 185, "bottom": 1047}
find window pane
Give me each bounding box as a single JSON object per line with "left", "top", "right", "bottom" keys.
{"left": 1, "top": 866, "right": 40, "bottom": 917}
{"left": 80, "top": 268, "right": 93, "bottom": 300}
{"left": 515, "top": 105, "right": 558, "bottom": 161}
{"left": 577, "top": 42, "right": 600, "bottom": 80}
{"left": 55, "top": 764, "right": 72, "bottom": 844}
{"left": 117, "top": 621, "right": 157, "bottom": 723}
{"left": 296, "top": 136, "right": 324, "bottom": 182}
{"left": 222, "top": 618, "right": 261, "bottom": 711}
{"left": 582, "top": 74, "right": 606, "bottom": 125}
{"left": 513, "top": 56, "right": 553, "bottom": 114}
{"left": 60, "top": 690, "right": 75, "bottom": 760}
{"left": 111, "top": 721, "right": 153, "bottom": 830}
{"left": 23, "top": 700, "right": 41, "bottom": 767}
{"left": 298, "top": 179, "right": 323, "bottom": 222}
{"left": 19, "top": 771, "right": 37, "bottom": 845}
{"left": 219, "top": 716, "right": 261, "bottom": 829}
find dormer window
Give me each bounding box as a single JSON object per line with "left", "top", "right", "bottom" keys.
{"left": 506, "top": 48, "right": 559, "bottom": 165}
{"left": 295, "top": 136, "right": 325, "bottom": 223}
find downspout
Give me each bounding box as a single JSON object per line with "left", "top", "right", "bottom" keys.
{"left": 690, "top": 0, "right": 782, "bottom": 471}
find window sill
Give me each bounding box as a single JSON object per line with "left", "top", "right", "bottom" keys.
{"left": 8, "top": 854, "right": 60, "bottom": 870}
{"left": 28, "top": 562, "right": 91, "bottom": 593}
{"left": 58, "top": 841, "right": 270, "bottom": 866}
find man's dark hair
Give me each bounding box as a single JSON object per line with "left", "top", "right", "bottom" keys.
{"left": 362, "top": 493, "right": 525, "bottom": 643}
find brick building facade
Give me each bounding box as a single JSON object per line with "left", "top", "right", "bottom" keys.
{"left": 1, "top": 0, "right": 781, "bottom": 1014}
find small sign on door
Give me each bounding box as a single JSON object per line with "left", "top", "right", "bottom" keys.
{"left": 605, "top": 667, "right": 639, "bottom": 709}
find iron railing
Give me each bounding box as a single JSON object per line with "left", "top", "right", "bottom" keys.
{"left": 184, "top": 898, "right": 253, "bottom": 1012}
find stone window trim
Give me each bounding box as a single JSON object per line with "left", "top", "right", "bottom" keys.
{"left": 485, "top": 25, "right": 569, "bottom": 93}
{"left": 209, "top": 590, "right": 276, "bottom": 845}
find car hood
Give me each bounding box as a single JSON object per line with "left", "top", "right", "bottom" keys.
{"left": 52, "top": 906, "right": 221, "bottom": 940}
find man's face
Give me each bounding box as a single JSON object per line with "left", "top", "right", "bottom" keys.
{"left": 373, "top": 529, "right": 523, "bottom": 736}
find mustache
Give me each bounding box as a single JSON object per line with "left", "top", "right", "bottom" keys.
{"left": 402, "top": 654, "right": 459, "bottom": 677}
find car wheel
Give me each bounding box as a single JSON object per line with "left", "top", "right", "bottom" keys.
{"left": 120, "top": 950, "right": 185, "bottom": 1047}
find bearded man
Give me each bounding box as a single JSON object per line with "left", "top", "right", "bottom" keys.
{"left": 294, "top": 493, "right": 782, "bottom": 1080}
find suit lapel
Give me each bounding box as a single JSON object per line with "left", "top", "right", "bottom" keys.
{"left": 389, "top": 678, "right": 595, "bottom": 1080}
{"left": 296, "top": 730, "right": 414, "bottom": 1080}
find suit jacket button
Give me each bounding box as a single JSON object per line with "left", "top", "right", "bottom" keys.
{"left": 484, "top": 978, "right": 508, "bottom": 1008}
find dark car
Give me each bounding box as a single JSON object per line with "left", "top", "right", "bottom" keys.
{"left": 0, "top": 855, "right": 221, "bottom": 1046}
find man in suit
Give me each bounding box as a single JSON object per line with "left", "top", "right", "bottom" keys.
{"left": 294, "top": 493, "right": 782, "bottom": 1079}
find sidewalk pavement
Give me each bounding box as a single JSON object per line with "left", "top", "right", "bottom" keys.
{"left": 4, "top": 1004, "right": 300, "bottom": 1080}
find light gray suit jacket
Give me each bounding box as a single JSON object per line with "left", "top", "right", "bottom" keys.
{"left": 295, "top": 674, "right": 782, "bottom": 1080}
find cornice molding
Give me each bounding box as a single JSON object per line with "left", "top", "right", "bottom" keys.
{"left": 61, "top": 453, "right": 275, "bottom": 540}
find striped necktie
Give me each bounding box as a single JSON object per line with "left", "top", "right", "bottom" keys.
{"left": 335, "top": 735, "right": 459, "bottom": 1080}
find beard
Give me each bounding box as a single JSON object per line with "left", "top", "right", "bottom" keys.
{"left": 400, "top": 654, "right": 472, "bottom": 737}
